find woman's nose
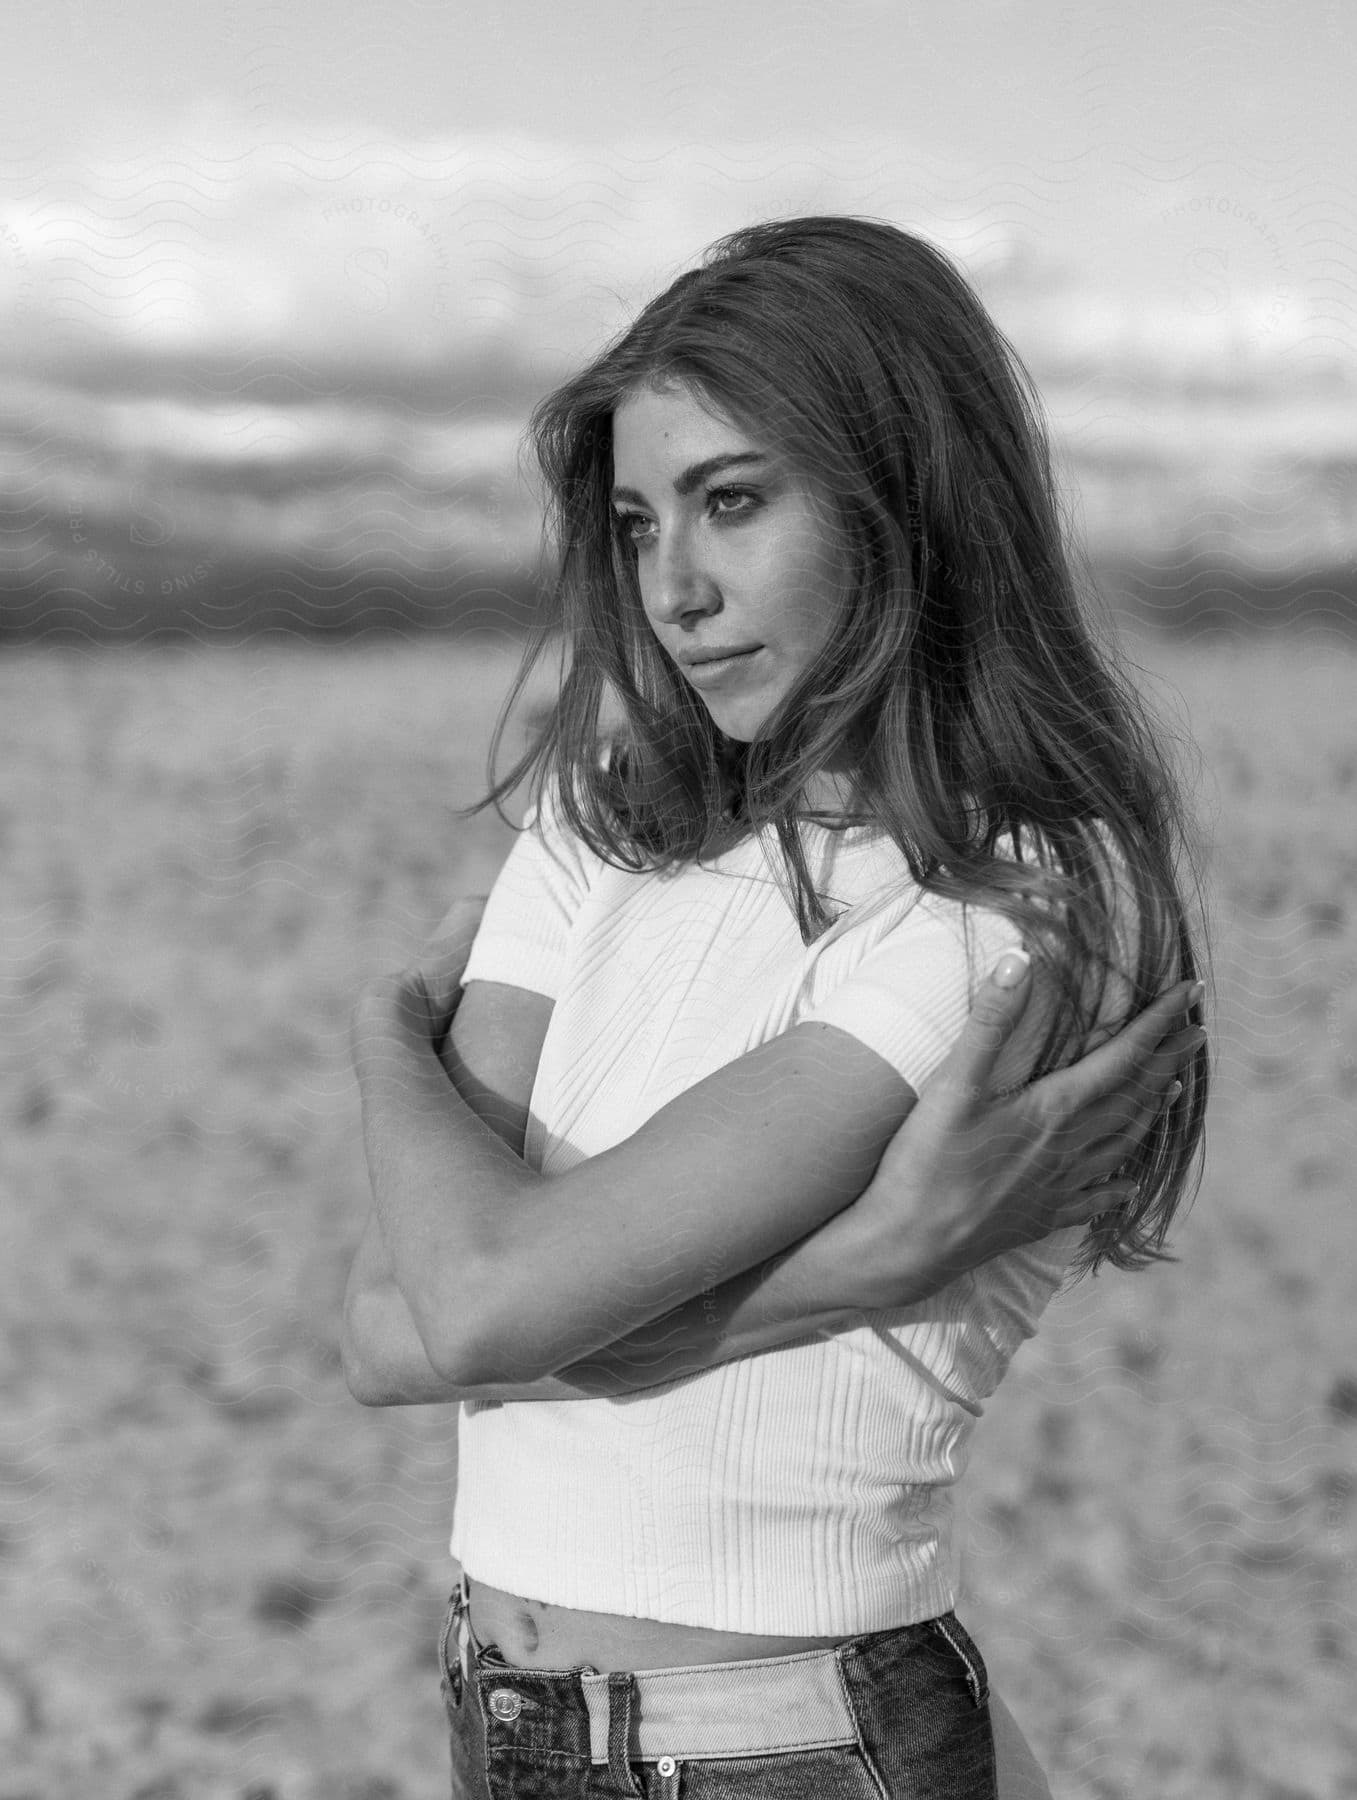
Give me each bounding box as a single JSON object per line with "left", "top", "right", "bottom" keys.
{"left": 645, "top": 530, "right": 720, "bottom": 625}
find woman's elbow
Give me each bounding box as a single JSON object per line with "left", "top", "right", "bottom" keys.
{"left": 433, "top": 1297, "right": 560, "bottom": 1387}
{"left": 339, "top": 1282, "right": 469, "bottom": 1402}
{"left": 432, "top": 1320, "right": 547, "bottom": 1388}
{"left": 400, "top": 1279, "right": 505, "bottom": 1387}
{"left": 342, "top": 1360, "right": 392, "bottom": 1407}
{"left": 392, "top": 1254, "right": 555, "bottom": 1387}
{"left": 339, "top": 1323, "right": 390, "bottom": 1406}
{"left": 407, "top": 1245, "right": 562, "bottom": 1385}
{"left": 339, "top": 1302, "right": 402, "bottom": 1405}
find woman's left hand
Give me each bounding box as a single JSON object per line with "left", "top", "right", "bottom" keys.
{"left": 845, "top": 957, "right": 1204, "bottom": 1302}
{"left": 350, "top": 895, "right": 489, "bottom": 1064}
{"left": 400, "top": 895, "right": 490, "bottom": 1050}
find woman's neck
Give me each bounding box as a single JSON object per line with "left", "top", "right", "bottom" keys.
{"left": 717, "top": 752, "right": 866, "bottom": 827}
{"left": 802, "top": 766, "right": 852, "bottom": 807}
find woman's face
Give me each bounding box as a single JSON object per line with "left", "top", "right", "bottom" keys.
{"left": 610, "top": 382, "right": 850, "bottom": 743}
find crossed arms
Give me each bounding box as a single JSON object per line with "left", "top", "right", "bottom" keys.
{"left": 347, "top": 972, "right": 931, "bottom": 1400}
{"left": 343, "top": 904, "right": 1199, "bottom": 1407}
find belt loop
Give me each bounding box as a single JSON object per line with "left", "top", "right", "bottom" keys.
{"left": 579, "top": 1669, "right": 611, "bottom": 1765}
{"left": 453, "top": 1574, "right": 473, "bottom": 1690}
{"left": 606, "top": 1670, "right": 636, "bottom": 1789}
{"left": 440, "top": 1590, "right": 464, "bottom": 1707}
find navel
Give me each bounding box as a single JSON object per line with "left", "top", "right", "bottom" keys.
{"left": 515, "top": 1608, "right": 539, "bottom": 1654}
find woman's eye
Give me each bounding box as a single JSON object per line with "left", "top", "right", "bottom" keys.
{"left": 708, "top": 488, "right": 760, "bottom": 520}
{"left": 615, "top": 512, "right": 656, "bottom": 546}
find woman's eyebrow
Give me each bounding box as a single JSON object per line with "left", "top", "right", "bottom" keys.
{"left": 611, "top": 451, "right": 770, "bottom": 508}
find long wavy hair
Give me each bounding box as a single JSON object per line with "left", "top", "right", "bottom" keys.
{"left": 468, "top": 215, "right": 1211, "bottom": 1278}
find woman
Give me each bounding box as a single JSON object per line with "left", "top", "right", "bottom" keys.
{"left": 345, "top": 216, "right": 1209, "bottom": 1798}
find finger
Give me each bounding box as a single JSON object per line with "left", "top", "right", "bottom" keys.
{"left": 422, "top": 894, "right": 491, "bottom": 960}
{"left": 1080, "top": 1023, "right": 1203, "bottom": 1146}
{"left": 1072, "top": 985, "right": 1199, "bottom": 1089}
{"left": 432, "top": 892, "right": 490, "bottom": 937}
{"left": 420, "top": 926, "right": 479, "bottom": 961}
{"left": 1080, "top": 980, "right": 1198, "bottom": 1058}
{"left": 927, "top": 948, "right": 1034, "bottom": 1109}
{"left": 434, "top": 893, "right": 490, "bottom": 926}
{"left": 1064, "top": 1088, "right": 1179, "bottom": 1182}
{"left": 1132, "top": 1020, "right": 1203, "bottom": 1097}
{"left": 1142, "top": 978, "right": 1203, "bottom": 1032}
{"left": 406, "top": 897, "right": 490, "bottom": 1017}
{"left": 1036, "top": 983, "right": 1200, "bottom": 1112}
{"left": 1137, "top": 977, "right": 1201, "bottom": 1026}
{"left": 1060, "top": 1177, "right": 1142, "bottom": 1233}
{"left": 1093, "top": 1071, "right": 1190, "bottom": 1174}
{"left": 411, "top": 944, "right": 473, "bottom": 993}
{"left": 1079, "top": 1025, "right": 1194, "bottom": 1122}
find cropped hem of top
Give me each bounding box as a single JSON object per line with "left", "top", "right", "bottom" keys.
{"left": 449, "top": 784, "right": 1133, "bottom": 1637}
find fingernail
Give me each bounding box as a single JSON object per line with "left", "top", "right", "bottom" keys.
{"left": 1188, "top": 981, "right": 1205, "bottom": 1006}
{"left": 1166, "top": 1080, "right": 1183, "bottom": 1101}
{"left": 993, "top": 949, "right": 1031, "bottom": 988}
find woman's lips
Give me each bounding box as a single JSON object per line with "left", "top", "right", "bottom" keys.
{"left": 680, "top": 647, "right": 762, "bottom": 686}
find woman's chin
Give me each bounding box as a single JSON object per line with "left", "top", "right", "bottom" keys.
{"left": 703, "top": 710, "right": 761, "bottom": 743}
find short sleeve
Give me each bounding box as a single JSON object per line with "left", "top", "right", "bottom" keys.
{"left": 459, "top": 779, "right": 599, "bottom": 1001}
{"left": 803, "top": 823, "right": 1161, "bottom": 1098}
{"left": 802, "top": 895, "right": 1025, "bottom": 1096}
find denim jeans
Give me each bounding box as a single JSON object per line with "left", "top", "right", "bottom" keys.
{"left": 438, "top": 1579, "right": 998, "bottom": 1799}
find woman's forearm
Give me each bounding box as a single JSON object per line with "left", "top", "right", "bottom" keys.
{"left": 343, "top": 1275, "right": 603, "bottom": 1404}
{"left": 574, "top": 1239, "right": 870, "bottom": 1389}
{"left": 354, "top": 977, "right": 547, "bottom": 1374}
{"left": 354, "top": 979, "right": 957, "bottom": 1382}
{"left": 341, "top": 1212, "right": 597, "bottom": 1403}
{"left": 356, "top": 979, "right": 879, "bottom": 1382}
{"left": 343, "top": 1206, "right": 873, "bottom": 1405}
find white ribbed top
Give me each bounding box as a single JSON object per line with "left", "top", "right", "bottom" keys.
{"left": 449, "top": 788, "right": 1092, "bottom": 1634}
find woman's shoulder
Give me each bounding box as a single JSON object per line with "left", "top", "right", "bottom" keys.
{"left": 818, "top": 811, "right": 1152, "bottom": 977}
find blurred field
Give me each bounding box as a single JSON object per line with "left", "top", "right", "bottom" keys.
{"left": 1, "top": 627, "right": 1354, "bottom": 1800}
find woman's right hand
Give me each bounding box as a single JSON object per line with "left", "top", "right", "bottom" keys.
{"left": 847, "top": 955, "right": 1205, "bottom": 1304}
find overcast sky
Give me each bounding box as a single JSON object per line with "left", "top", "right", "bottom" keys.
{"left": 8, "top": 0, "right": 1345, "bottom": 159}
{"left": 0, "top": 0, "right": 1351, "bottom": 371}
{"left": 6, "top": 0, "right": 1349, "bottom": 249}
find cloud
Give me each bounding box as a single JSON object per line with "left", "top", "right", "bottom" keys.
{"left": 0, "top": 130, "right": 1033, "bottom": 371}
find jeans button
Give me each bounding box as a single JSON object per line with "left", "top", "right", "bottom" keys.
{"left": 657, "top": 1755, "right": 677, "bottom": 1777}
{"left": 488, "top": 1688, "right": 522, "bottom": 1722}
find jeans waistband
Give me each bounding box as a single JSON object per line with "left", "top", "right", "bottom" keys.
{"left": 450, "top": 1573, "right": 867, "bottom": 1765}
